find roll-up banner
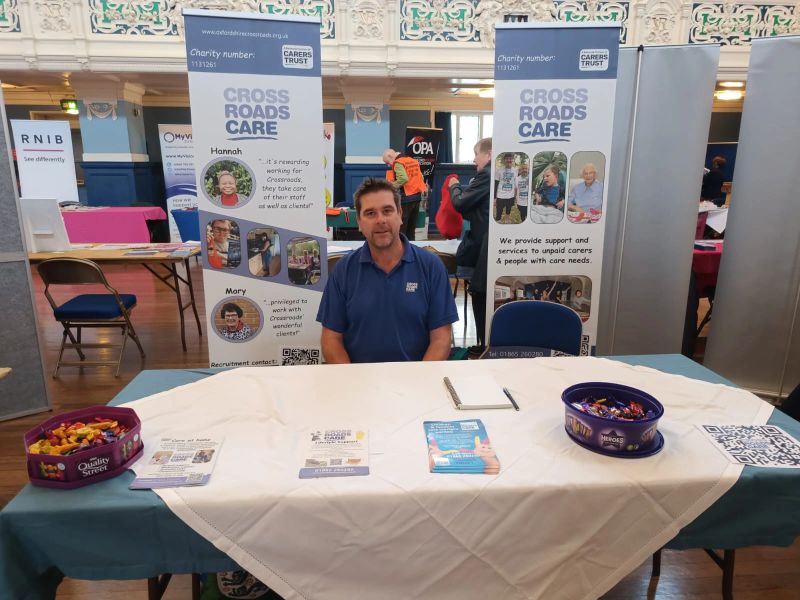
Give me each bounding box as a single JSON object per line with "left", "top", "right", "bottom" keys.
{"left": 184, "top": 9, "right": 326, "bottom": 368}
{"left": 487, "top": 23, "right": 619, "bottom": 355}
{"left": 11, "top": 120, "right": 78, "bottom": 203}
{"left": 323, "top": 122, "right": 334, "bottom": 207}
{"left": 404, "top": 126, "right": 442, "bottom": 186}
{"left": 158, "top": 124, "right": 197, "bottom": 242}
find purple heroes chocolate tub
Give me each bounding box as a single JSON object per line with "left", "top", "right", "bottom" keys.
{"left": 562, "top": 382, "right": 664, "bottom": 455}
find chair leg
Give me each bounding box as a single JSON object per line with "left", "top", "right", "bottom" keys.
{"left": 192, "top": 573, "right": 202, "bottom": 600}
{"left": 63, "top": 324, "right": 85, "bottom": 360}
{"left": 115, "top": 325, "right": 130, "bottom": 378}
{"left": 463, "top": 282, "right": 470, "bottom": 338}
{"left": 54, "top": 329, "right": 68, "bottom": 378}
{"left": 127, "top": 323, "right": 146, "bottom": 358}
{"left": 651, "top": 548, "right": 661, "bottom": 577}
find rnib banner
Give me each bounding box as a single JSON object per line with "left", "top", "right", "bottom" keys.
{"left": 184, "top": 9, "right": 326, "bottom": 368}
{"left": 158, "top": 124, "right": 197, "bottom": 242}
{"left": 11, "top": 120, "right": 78, "bottom": 203}
{"left": 487, "top": 24, "right": 619, "bottom": 355}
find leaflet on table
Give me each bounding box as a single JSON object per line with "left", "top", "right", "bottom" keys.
{"left": 299, "top": 428, "right": 369, "bottom": 478}
{"left": 698, "top": 425, "right": 800, "bottom": 468}
{"left": 129, "top": 437, "right": 223, "bottom": 489}
{"left": 424, "top": 420, "right": 500, "bottom": 474}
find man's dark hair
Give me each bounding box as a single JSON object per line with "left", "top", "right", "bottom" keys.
{"left": 712, "top": 155, "right": 727, "bottom": 169}
{"left": 221, "top": 302, "right": 243, "bottom": 319}
{"left": 353, "top": 177, "right": 401, "bottom": 215}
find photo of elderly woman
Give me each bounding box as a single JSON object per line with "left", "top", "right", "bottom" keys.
{"left": 203, "top": 159, "right": 254, "bottom": 209}
{"left": 212, "top": 297, "right": 263, "bottom": 343}
{"left": 247, "top": 228, "right": 281, "bottom": 277}
{"left": 567, "top": 151, "right": 606, "bottom": 224}
{"left": 529, "top": 151, "right": 567, "bottom": 225}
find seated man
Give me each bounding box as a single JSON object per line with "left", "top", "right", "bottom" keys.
{"left": 317, "top": 177, "right": 458, "bottom": 363}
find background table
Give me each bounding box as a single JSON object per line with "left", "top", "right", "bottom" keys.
{"left": 28, "top": 244, "right": 202, "bottom": 351}
{"left": 2, "top": 355, "right": 799, "bottom": 600}
{"left": 693, "top": 241, "right": 724, "bottom": 298}
{"left": 61, "top": 206, "right": 167, "bottom": 243}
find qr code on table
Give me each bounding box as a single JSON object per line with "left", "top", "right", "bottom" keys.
{"left": 282, "top": 348, "right": 321, "bottom": 366}
{"left": 700, "top": 425, "right": 800, "bottom": 468}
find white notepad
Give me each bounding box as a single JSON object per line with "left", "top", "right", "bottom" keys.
{"left": 443, "top": 375, "right": 514, "bottom": 410}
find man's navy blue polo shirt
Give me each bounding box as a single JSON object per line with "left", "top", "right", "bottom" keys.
{"left": 316, "top": 235, "right": 458, "bottom": 363}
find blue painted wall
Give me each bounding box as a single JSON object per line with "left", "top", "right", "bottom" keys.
{"left": 344, "top": 104, "right": 389, "bottom": 157}
{"left": 79, "top": 100, "right": 140, "bottom": 155}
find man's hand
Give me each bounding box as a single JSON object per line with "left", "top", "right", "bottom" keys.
{"left": 556, "top": 199, "right": 564, "bottom": 210}
{"left": 422, "top": 324, "right": 453, "bottom": 361}
{"left": 321, "top": 327, "right": 351, "bottom": 364}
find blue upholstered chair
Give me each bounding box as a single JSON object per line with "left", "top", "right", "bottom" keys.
{"left": 37, "top": 258, "right": 145, "bottom": 377}
{"left": 486, "top": 300, "right": 582, "bottom": 357}
{"left": 170, "top": 208, "right": 200, "bottom": 242}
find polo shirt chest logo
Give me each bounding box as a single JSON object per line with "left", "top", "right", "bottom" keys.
{"left": 406, "top": 282, "right": 418, "bottom": 293}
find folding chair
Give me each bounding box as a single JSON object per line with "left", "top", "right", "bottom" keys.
{"left": 328, "top": 253, "right": 345, "bottom": 273}
{"left": 37, "top": 258, "right": 145, "bottom": 377}
{"left": 485, "top": 300, "right": 582, "bottom": 357}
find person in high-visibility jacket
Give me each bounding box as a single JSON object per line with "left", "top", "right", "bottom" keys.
{"left": 383, "top": 148, "right": 427, "bottom": 240}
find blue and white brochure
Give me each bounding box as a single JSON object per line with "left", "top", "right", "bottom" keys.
{"left": 130, "top": 437, "right": 223, "bottom": 489}
{"left": 299, "top": 428, "right": 369, "bottom": 478}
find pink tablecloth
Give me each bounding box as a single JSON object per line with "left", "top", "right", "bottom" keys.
{"left": 693, "top": 241, "right": 723, "bottom": 297}
{"left": 61, "top": 207, "right": 167, "bottom": 243}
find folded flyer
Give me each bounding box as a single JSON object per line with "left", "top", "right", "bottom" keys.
{"left": 299, "top": 428, "right": 369, "bottom": 478}
{"left": 130, "top": 437, "right": 223, "bottom": 489}
{"left": 424, "top": 420, "right": 500, "bottom": 474}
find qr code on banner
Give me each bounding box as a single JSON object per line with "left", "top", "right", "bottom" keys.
{"left": 282, "top": 348, "right": 321, "bottom": 366}
{"left": 700, "top": 425, "right": 800, "bottom": 468}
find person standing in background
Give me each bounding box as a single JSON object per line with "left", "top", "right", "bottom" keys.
{"left": 383, "top": 148, "right": 428, "bottom": 240}
{"left": 701, "top": 156, "right": 727, "bottom": 206}
{"left": 449, "top": 137, "right": 492, "bottom": 355}
{"left": 516, "top": 162, "right": 530, "bottom": 223}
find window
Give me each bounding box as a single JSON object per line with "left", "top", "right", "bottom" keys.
{"left": 451, "top": 113, "right": 494, "bottom": 163}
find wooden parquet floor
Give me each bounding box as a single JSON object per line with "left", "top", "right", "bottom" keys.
{"left": 1, "top": 261, "right": 798, "bottom": 599}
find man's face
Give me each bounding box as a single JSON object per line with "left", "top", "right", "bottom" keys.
{"left": 473, "top": 147, "right": 491, "bottom": 170}
{"left": 223, "top": 311, "right": 239, "bottom": 330}
{"left": 218, "top": 175, "right": 236, "bottom": 196}
{"left": 519, "top": 166, "right": 529, "bottom": 178}
{"left": 382, "top": 150, "right": 396, "bottom": 166}
{"left": 503, "top": 155, "right": 514, "bottom": 168}
{"left": 211, "top": 221, "right": 231, "bottom": 244}
{"left": 543, "top": 170, "right": 558, "bottom": 186}
{"left": 582, "top": 168, "right": 597, "bottom": 186}
{"left": 357, "top": 190, "right": 402, "bottom": 250}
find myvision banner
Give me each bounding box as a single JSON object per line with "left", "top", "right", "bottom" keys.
{"left": 158, "top": 124, "right": 197, "bottom": 242}
{"left": 184, "top": 9, "right": 326, "bottom": 368}
{"left": 487, "top": 23, "right": 619, "bottom": 355}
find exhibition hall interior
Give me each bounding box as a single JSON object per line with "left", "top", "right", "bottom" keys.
{"left": 0, "top": 2, "right": 799, "bottom": 600}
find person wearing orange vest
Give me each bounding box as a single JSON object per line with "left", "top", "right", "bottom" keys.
{"left": 383, "top": 148, "right": 427, "bottom": 240}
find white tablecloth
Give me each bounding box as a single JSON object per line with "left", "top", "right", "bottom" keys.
{"left": 124, "top": 358, "right": 772, "bottom": 600}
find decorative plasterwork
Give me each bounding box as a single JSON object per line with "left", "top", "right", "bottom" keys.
{"left": 351, "top": 0, "right": 384, "bottom": 39}
{"left": 690, "top": 1, "right": 799, "bottom": 44}
{"left": 645, "top": 0, "right": 680, "bottom": 44}
{"left": 87, "top": 0, "right": 335, "bottom": 38}
{"left": 351, "top": 104, "right": 383, "bottom": 123}
{"left": 0, "top": 0, "right": 21, "bottom": 33}
{"left": 34, "top": 1, "right": 73, "bottom": 33}
{"left": 400, "top": 0, "right": 480, "bottom": 42}
{"left": 85, "top": 101, "right": 118, "bottom": 120}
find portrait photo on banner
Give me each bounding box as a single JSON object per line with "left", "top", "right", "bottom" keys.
{"left": 493, "top": 151, "right": 530, "bottom": 225}
{"left": 287, "top": 237, "right": 322, "bottom": 286}
{"left": 529, "top": 151, "right": 568, "bottom": 225}
{"left": 494, "top": 275, "right": 592, "bottom": 322}
{"left": 212, "top": 296, "right": 263, "bottom": 343}
{"left": 202, "top": 157, "right": 255, "bottom": 209}
{"left": 247, "top": 227, "right": 281, "bottom": 278}
{"left": 567, "top": 151, "right": 606, "bottom": 224}
{"left": 206, "top": 219, "right": 242, "bottom": 269}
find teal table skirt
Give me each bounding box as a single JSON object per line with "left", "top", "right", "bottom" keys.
{"left": 2, "top": 355, "right": 799, "bottom": 600}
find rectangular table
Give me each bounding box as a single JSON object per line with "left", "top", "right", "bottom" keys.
{"left": 1, "top": 355, "right": 799, "bottom": 600}
{"left": 61, "top": 206, "right": 167, "bottom": 244}
{"left": 28, "top": 245, "right": 202, "bottom": 351}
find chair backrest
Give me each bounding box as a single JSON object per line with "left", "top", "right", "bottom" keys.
{"left": 38, "top": 258, "right": 109, "bottom": 286}
{"left": 488, "top": 300, "right": 582, "bottom": 355}
{"left": 423, "top": 247, "right": 457, "bottom": 276}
